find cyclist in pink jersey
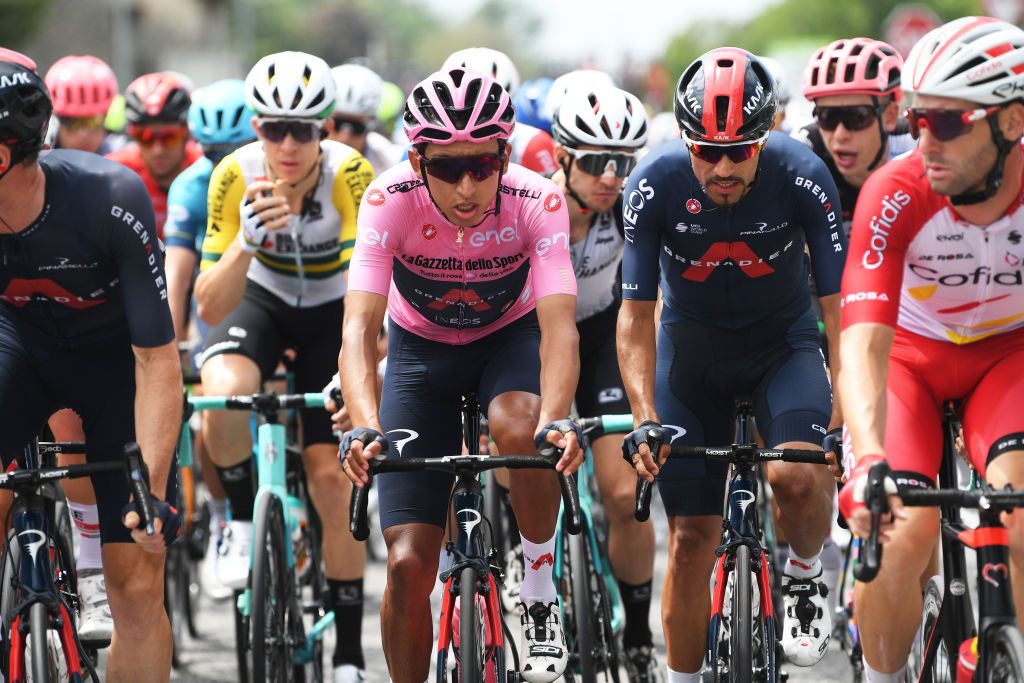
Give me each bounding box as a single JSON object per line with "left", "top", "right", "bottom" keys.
{"left": 838, "top": 17, "right": 1024, "bottom": 682}
{"left": 339, "top": 67, "right": 580, "bottom": 683}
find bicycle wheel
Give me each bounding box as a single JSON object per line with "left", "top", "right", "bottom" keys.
{"left": 730, "top": 544, "right": 753, "bottom": 683}
{"left": 458, "top": 565, "right": 482, "bottom": 683}
{"left": 250, "top": 494, "right": 292, "bottom": 683}
{"left": 985, "top": 624, "right": 1024, "bottom": 682}
{"left": 234, "top": 590, "right": 249, "bottom": 683}
{"left": 28, "top": 601, "right": 56, "bottom": 683}
{"left": 910, "top": 576, "right": 954, "bottom": 683}
{"left": 165, "top": 542, "right": 189, "bottom": 667}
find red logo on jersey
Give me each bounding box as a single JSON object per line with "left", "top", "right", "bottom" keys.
{"left": 543, "top": 193, "right": 562, "bottom": 213}
{"left": 682, "top": 242, "right": 774, "bottom": 282}
{"left": 427, "top": 288, "right": 492, "bottom": 312}
{"left": 366, "top": 189, "right": 386, "bottom": 206}
{"left": 529, "top": 553, "right": 554, "bottom": 571}
{"left": 1007, "top": 251, "right": 1021, "bottom": 267}
{"left": 686, "top": 198, "right": 702, "bottom": 214}
{"left": 0, "top": 279, "right": 105, "bottom": 310}
{"left": 422, "top": 224, "right": 438, "bottom": 240}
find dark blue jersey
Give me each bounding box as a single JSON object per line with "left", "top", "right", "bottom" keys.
{"left": 0, "top": 149, "right": 174, "bottom": 348}
{"left": 621, "top": 132, "right": 847, "bottom": 329}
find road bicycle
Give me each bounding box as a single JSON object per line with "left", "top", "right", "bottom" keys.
{"left": 188, "top": 391, "right": 332, "bottom": 683}
{"left": 349, "top": 394, "right": 582, "bottom": 683}
{"left": 632, "top": 430, "right": 828, "bottom": 682}
{"left": 857, "top": 401, "right": 1024, "bottom": 682}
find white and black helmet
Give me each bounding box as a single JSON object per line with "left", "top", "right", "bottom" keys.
{"left": 903, "top": 16, "right": 1024, "bottom": 105}
{"left": 245, "top": 51, "right": 336, "bottom": 119}
{"left": 331, "top": 63, "right": 383, "bottom": 119}
{"left": 552, "top": 84, "right": 648, "bottom": 149}
{"left": 442, "top": 47, "right": 521, "bottom": 95}
{"left": 542, "top": 69, "right": 615, "bottom": 127}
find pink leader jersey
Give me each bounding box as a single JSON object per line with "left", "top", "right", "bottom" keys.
{"left": 348, "top": 162, "right": 576, "bottom": 344}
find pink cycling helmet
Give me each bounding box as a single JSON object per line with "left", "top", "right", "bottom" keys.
{"left": 403, "top": 67, "right": 515, "bottom": 146}
{"left": 802, "top": 38, "right": 903, "bottom": 100}
{"left": 45, "top": 55, "right": 118, "bottom": 118}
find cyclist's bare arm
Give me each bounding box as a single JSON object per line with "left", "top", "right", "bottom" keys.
{"left": 194, "top": 239, "right": 254, "bottom": 326}
{"left": 133, "top": 339, "right": 184, "bottom": 500}
{"left": 820, "top": 292, "right": 843, "bottom": 428}
{"left": 616, "top": 298, "right": 668, "bottom": 479}
{"left": 839, "top": 321, "right": 894, "bottom": 459}
{"left": 535, "top": 293, "right": 582, "bottom": 473}
{"left": 340, "top": 290, "right": 388, "bottom": 481}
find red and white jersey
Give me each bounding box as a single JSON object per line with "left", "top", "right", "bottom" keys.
{"left": 841, "top": 148, "right": 1024, "bottom": 344}
{"left": 509, "top": 123, "right": 557, "bottom": 177}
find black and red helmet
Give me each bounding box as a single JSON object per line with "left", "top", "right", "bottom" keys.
{"left": 124, "top": 71, "right": 191, "bottom": 125}
{"left": 0, "top": 48, "right": 52, "bottom": 164}
{"left": 674, "top": 48, "right": 777, "bottom": 144}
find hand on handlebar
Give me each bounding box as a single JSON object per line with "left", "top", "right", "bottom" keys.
{"left": 839, "top": 455, "right": 906, "bottom": 542}
{"left": 622, "top": 420, "right": 671, "bottom": 482}
{"left": 822, "top": 427, "right": 845, "bottom": 482}
{"left": 533, "top": 419, "right": 584, "bottom": 475}
{"left": 340, "top": 427, "right": 389, "bottom": 487}
{"left": 122, "top": 495, "right": 181, "bottom": 553}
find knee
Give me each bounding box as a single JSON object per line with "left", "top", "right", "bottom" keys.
{"left": 387, "top": 545, "right": 438, "bottom": 601}
{"left": 667, "top": 520, "right": 719, "bottom": 570}
{"left": 488, "top": 395, "right": 540, "bottom": 452}
{"left": 770, "top": 466, "right": 828, "bottom": 503}
{"left": 200, "top": 356, "right": 259, "bottom": 396}
{"left": 603, "top": 478, "right": 641, "bottom": 526}
{"left": 106, "top": 559, "right": 165, "bottom": 626}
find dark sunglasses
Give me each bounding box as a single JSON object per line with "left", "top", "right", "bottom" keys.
{"left": 567, "top": 148, "right": 638, "bottom": 178}
{"left": 332, "top": 117, "right": 370, "bottom": 136}
{"left": 420, "top": 153, "right": 504, "bottom": 184}
{"left": 129, "top": 125, "right": 188, "bottom": 147}
{"left": 904, "top": 106, "right": 1002, "bottom": 142}
{"left": 686, "top": 137, "right": 766, "bottom": 165}
{"left": 813, "top": 105, "right": 878, "bottom": 132}
{"left": 201, "top": 142, "right": 243, "bottom": 165}
{"left": 257, "top": 119, "right": 324, "bottom": 144}
{"left": 59, "top": 115, "right": 105, "bottom": 132}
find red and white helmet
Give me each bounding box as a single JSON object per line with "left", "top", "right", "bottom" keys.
{"left": 45, "top": 55, "right": 118, "bottom": 118}
{"left": 403, "top": 67, "right": 515, "bottom": 146}
{"left": 802, "top": 38, "right": 902, "bottom": 100}
{"left": 125, "top": 71, "right": 191, "bottom": 124}
{"left": 903, "top": 16, "right": 1024, "bottom": 105}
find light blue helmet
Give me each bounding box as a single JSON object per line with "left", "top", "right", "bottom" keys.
{"left": 187, "top": 79, "right": 256, "bottom": 146}
{"left": 512, "top": 77, "right": 554, "bottom": 133}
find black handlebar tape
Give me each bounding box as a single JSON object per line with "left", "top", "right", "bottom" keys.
{"left": 853, "top": 462, "right": 890, "bottom": 583}
{"left": 635, "top": 479, "right": 653, "bottom": 522}
{"left": 349, "top": 480, "right": 372, "bottom": 541}
{"left": 560, "top": 473, "right": 582, "bottom": 535}
{"left": 124, "top": 442, "right": 156, "bottom": 536}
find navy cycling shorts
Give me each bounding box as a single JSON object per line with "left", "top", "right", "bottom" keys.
{"left": 0, "top": 316, "right": 178, "bottom": 544}
{"left": 377, "top": 312, "right": 541, "bottom": 530}
{"left": 655, "top": 309, "right": 831, "bottom": 517}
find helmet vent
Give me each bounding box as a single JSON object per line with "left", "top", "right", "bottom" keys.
{"left": 717, "top": 59, "right": 734, "bottom": 68}
{"left": 826, "top": 58, "right": 839, "bottom": 84}
{"left": 230, "top": 106, "right": 244, "bottom": 129}
{"left": 215, "top": 109, "right": 223, "bottom": 129}
{"left": 850, "top": 43, "right": 864, "bottom": 56}
{"left": 599, "top": 115, "right": 612, "bottom": 138}
{"left": 471, "top": 124, "right": 503, "bottom": 139}
{"left": 306, "top": 88, "right": 325, "bottom": 111}
{"left": 450, "top": 69, "right": 465, "bottom": 88}
{"left": 621, "top": 117, "right": 631, "bottom": 139}
{"left": 715, "top": 95, "right": 729, "bottom": 132}
{"left": 845, "top": 63, "right": 858, "bottom": 83}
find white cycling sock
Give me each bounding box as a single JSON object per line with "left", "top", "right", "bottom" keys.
{"left": 785, "top": 549, "right": 822, "bottom": 579}
{"left": 518, "top": 532, "right": 557, "bottom": 604}
{"left": 69, "top": 502, "right": 102, "bottom": 571}
{"left": 666, "top": 666, "right": 701, "bottom": 683}
{"left": 863, "top": 660, "right": 906, "bottom": 683}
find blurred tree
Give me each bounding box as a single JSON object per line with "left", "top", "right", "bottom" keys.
{"left": 662, "top": 0, "right": 984, "bottom": 99}
{"left": 1, "top": 0, "right": 59, "bottom": 47}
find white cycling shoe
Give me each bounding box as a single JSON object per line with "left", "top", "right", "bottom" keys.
{"left": 780, "top": 569, "right": 832, "bottom": 666}
{"left": 519, "top": 599, "right": 568, "bottom": 683}
{"left": 215, "top": 520, "right": 252, "bottom": 591}
{"left": 201, "top": 526, "right": 234, "bottom": 600}
{"left": 332, "top": 663, "right": 366, "bottom": 683}
{"left": 77, "top": 568, "right": 113, "bottom": 644}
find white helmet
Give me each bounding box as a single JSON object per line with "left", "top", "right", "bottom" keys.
{"left": 442, "top": 47, "right": 521, "bottom": 95}
{"left": 903, "top": 16, "right": 1024, "bottom": 105}
{"left": 331, "top": 64, "right": 383, "bottom": 119}
{"left": 759, "top": 56, "right": 791, "bottom": 106}
{"left": 646, "top": 111, "right": 681, "bottom": 148}
{"left": 552, "top": 84, "right": 648, "bottom": 148}
{"left": 543, "top": 70, "right": 615, "bottom": 126}
{"left": 245, "top": 51, "right": 336, "bottom": 119}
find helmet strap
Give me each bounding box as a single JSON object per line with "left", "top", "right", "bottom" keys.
{"left": 418, "top": 140, "right": 506, "bottom": 231}
{"left": 866, "top": 96, "right": 889, "bottom": 172}
{"left": 560, "top": 157, "right": 593, "bottom": 214}
{"left": 950, "top": 113, "right": 1015, "bottom": 206}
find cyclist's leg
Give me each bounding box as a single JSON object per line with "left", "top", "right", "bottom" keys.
{"left": 961, "top": 339, "right": 1024, "bottom": 629}
{"left": 292, "top": 296, "right": 368, "bottom": 671}
{"left": 578, "top": 306, "right": 656, "bottom": 653}
{"left": 376, "top": 321, "right": 462, "bottom": 680}
{"left": 655, "top": 319, "right": 733, "bottom": 676}
{"left": 853, "top": 343, "right": 943, "bottom": 676}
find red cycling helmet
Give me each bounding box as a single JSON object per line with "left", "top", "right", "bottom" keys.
{"left": 45, "top": 55, "right": 118, "bottom": 118}
{"left": 124, "top": 71, "right": 191, "bottom": 125}
{"left": 674, "top": 48, "right": 777, "bottom": 144}
{"left": 802, "top": 38, "right": 903, "bottom": 101}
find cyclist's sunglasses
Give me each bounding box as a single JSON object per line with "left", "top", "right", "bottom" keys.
{"left": 201, "top": 142, "right": 242, "bottom": 165}
{"left": 904, "top": 106, "right": 1002, "bottom": 142}
{"left": 686, "top": 136, "right": 766, "bottom": 165}
{"left": 420, "top": 152, "right": 504, "bottom": 184}
{"left": 812, "top": 105, "right": 878, "bottom": 132}
{"left": 58, "top": 114, "right": 105, "bottom": 132}
{"left": 257, "top": 118, "right": 324, "bottom": 144}
{"left": 567, "top": 148, "right": 638, "bottom": 178}
{"left": 332, "top": 116, "right": 370, "bottom": 136}
{"left": 128, "top": 124, "right": 188, "bottom": 147}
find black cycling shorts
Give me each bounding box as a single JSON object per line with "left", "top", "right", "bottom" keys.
{"left": 201, "top": 281, "right": 342, "bottom": 447}
{"left": 575, "top": 303, "right": 630, "bottom": 421}
{"left": 655, "top": 308, "right": 831, "bottom": 517}
{"left": 0, "top": 316, "right": 178, "bottom": 544}
{"left": 377, "top": 312, "right": 541, "bottom": 530}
